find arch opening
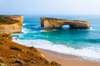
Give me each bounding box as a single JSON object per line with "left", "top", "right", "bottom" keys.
{"left": 62, "top": 25, "right": 70, "bottom": 29}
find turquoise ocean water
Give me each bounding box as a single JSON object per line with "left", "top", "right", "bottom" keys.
{"left": 12, "top": 15, "right": 100, "bottom": 61}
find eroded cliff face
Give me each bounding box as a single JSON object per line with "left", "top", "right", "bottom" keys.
{"left": 41, "top": 17, "right": 91, "bottom": 29}
{"left": 0, "top": 34, "right": 60, "bottom": 66}
{"left": 0, "top": 16, "right": 23, "bottom": 34}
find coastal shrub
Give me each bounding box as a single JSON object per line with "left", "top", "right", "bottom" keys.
{"left": 0, "top": 42, "right": 4, "bottom": 46}
{"left": 50, "top": 61, "right": 61, "bottom": 66}
{"left": 44, "top": 60, "right": 49, "bottom": 64}
{"left": 10, "top": 46, "right": 22, "bottom": 51}
{"left": 0, "top": 32, "right": 4, "bottom": 34}
{"left": 0, "top": 16, "right": 17, "bottom": 24}
{"left": 0, "top": 38, "right": 3, "bottom": 40}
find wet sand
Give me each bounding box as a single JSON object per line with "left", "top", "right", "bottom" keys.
{"left": 38, "top": 48, "right": 100, "bottom": 66}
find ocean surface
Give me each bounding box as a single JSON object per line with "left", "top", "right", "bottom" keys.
{"left": 12, "top": 15, "right": 100, "bottom": 61}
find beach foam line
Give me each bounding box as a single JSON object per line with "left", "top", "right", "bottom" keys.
{"left": 12, "top": 39, "right": 100, "bottom": 61}
{"left": 22, "top": 28, "right": 30, "bottom": 33}
{"left": 21, "top": 27, "right": 40, "bottom": 34}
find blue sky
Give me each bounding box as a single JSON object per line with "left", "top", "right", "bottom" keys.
{"left": 0, "top": 0, "right": 100, "bottom": 15}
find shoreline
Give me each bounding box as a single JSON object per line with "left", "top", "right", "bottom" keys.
{"left": 38, "top": 48, "right": 100, "bottom": 66}
{"left": 12, "top": 39, "right": 100, "bottom": 62}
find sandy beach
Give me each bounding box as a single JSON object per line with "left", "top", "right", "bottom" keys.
{"left": 38, "top": 48, "right": 100, "bottom": 66}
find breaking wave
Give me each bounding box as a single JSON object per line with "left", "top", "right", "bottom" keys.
{"left": 12, "top": 39, "right": 100, "bottom": 61}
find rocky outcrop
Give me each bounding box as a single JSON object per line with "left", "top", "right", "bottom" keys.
{"left": 41, "top": 17, "right": 91, "bottom": 29}
{"left": 0, "top": 15, "right": 23, "bottom": 34}
{"left": 0, "top": 34, "right": 60, "bottom": 66}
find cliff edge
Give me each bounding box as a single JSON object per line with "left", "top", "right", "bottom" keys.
{"left": 0, "top": 34, "right": 60, "bottom": 66}
{"left": 0, "top": 15, "right": 23, "bottom": 34}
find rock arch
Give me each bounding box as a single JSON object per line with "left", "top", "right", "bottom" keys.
{"left": 41, "top": 17, "right": 90, "bottom": 29}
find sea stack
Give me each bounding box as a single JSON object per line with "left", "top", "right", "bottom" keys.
{"left": 0, "top": 15, "right": 23, "bottom": 34}
{"left": 41, "top": 17, "right": 91, "bottom": 29}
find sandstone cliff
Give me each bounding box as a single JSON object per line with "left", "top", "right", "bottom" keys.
{"left": 0, "top": 34, "right": 60, "bottom": 66}
{"left": 0, "top": 16, "right": 23, "bottom": 34}
{"left": 41, "top": 17, "right": 91, "bottom": 29}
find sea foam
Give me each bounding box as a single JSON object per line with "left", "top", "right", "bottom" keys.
{"left": 12, "top": 39, "right": 100, "bottom": 61}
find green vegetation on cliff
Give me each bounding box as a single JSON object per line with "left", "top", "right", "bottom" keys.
{"left": 0, "top": 16, "right": 18, "bottom": 24}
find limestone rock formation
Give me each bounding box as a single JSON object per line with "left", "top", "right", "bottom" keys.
{"left": 0, "top": 34, "right": 60, "bottom": 66}
{"left": 41, "top": 17, "right": 91, "bottom": 29}
{"left": 0, "top": 15, "right": 23, "bottom": 34}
